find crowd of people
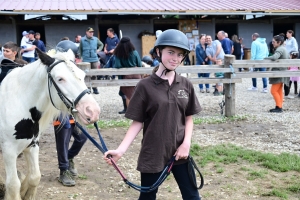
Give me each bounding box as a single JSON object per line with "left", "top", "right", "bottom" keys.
{"left": 195, "top": 30, "right": 300, "bottom": 112}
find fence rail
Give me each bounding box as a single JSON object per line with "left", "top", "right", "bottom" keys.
{"left": 78, "top": 55, "right": 300, "bottom": 117}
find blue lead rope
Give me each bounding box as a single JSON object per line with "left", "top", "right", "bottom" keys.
{"left": 75, "top": 122, "right": 176, "bottom": 193}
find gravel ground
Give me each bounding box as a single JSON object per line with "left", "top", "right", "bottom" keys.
{"left": 93, "top": 76, "right": 300, "bottom": 156}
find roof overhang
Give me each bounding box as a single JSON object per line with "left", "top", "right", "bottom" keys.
{"left": 1, "top": 10, "right": 300, "bottom": 16}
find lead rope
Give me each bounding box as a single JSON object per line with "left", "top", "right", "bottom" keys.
{"left": 75, "top": 122, "right": 176, "bottom": 193}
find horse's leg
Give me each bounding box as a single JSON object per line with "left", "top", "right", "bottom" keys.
{"left": 20, "top": 146, "right": 41, "bottom": 200}
{"left": 2, "top": 148, "right": 21, "bottom": 200}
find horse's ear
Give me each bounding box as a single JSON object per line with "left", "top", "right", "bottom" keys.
{"left": 66, "top": 49, "right": 75, "bottom": 61}
{"left": 36, "top": 48, "right": 55, "bottom": 66}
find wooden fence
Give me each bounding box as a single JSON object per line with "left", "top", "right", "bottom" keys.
{"left": 79, "top": 55, "right": 300, "bottom": 117}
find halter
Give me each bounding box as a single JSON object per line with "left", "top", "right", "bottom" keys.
{"left": 47, "top": 60, "right": 91, "bottom": 113}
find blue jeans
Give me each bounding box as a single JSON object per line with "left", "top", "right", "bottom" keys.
{"left": 198, "top": 73, "right": 210, "bottom": 89}
{"left": 252, "top": 68, "right": 267, "bottom": 88}
{"left": 105, "top": 54, "right": 115, "bottom": 79}
{"left": 54, "top": 124, "right": 87, "bottom": 171}
{"left": 139, "top": 162, "right": 201, "bottom": 200}
{"left": 22, "top": 56, "right": 35, "bottom": 63}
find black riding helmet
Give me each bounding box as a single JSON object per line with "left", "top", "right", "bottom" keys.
{"left": 142, "top": 55, "right": 153, "bottom": 65}
{"left": 56, "top": 40, "right": 78, "bottom": 56}
{"left": 153, "top": 29, "right": 190, "bottom": 75}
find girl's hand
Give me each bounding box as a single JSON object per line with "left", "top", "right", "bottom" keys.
{"left": 174, "top": 143, "right": 190, "bottom": 161}
{"left": 104, "top": 150, "right": 123, "bottom": 165}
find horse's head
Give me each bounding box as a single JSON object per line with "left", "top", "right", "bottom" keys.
{"left": 37, "top": 48, "right": 100, "bottom": 125}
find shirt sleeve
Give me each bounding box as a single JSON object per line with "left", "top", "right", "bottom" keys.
{"left": 185, "top": 81, "right": 202, "bottom": 116}
{"left": 97, "top": 39, "right": 104, "bottom": 51}
{"left": 134, "top": 51, "right": 142, "bottom": 67}
{"left": 250, "top": 42, "right": 256, "bottom": 60}
{"left": 125, "top": 83, "right": 146, "bottom": 122}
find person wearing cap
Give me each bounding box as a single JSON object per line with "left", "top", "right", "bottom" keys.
{"left": 20, "top": 30, "right": 38, "bottom": 63}
{"left": 78, "top": 27, "right": 103, "bottom": 94}
{"left": 20, "top": 31, "right": 29, "bottom": 50}
{"left": 104, "top": 29, "right": 202, "bottom": 200}
{"left": 104, "top": 28, "right": 119, "bottom": 79}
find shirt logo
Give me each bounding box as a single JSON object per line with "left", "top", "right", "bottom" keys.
{"left": 177, "top": 90, "right": 188, "bottom": 99}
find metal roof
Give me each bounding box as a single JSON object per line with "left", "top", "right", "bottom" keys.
{"left": 1, "top": 0, "right": 300, "bottom": 15}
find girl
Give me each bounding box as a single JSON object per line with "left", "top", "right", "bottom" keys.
{"left": 265, "top": 35, "right": 290, "bottom": 113}
{"left": 104, "top": 29, "right": 202, "bottom": 200}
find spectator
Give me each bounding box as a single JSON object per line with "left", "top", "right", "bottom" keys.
{"left": 114, "top": 36, "right": 142, "bottom": 107}
{"left": 104, "top": 28, "right": 119, "bottom": 80}
{"left": 232, "top": 35, "right": 242, "bottom": 72}
{"left": 21, "top": 30, "right": 38, "bottom": 63}
{"left": 217, "top": 30, "right": 232, "bottom": 54}
{"left": 74, "top": 35, "right": 81, "bottom": 47}
{"left": 34, "top": 32, "right": 46, "bottom": 60}
{"left": 104, "top": 29, "right": 202, "bottom": 200}
{"left": 54, "top": 40, "right": 88, "bottom": 186}
{"left": 61, "top": 37, "right": 70, "bottom": 41}
{"left": 0, "top": 42, "right": 27, "bottom": 83}
{"left": 20, "top": 31, "right": 29, "bottom": 50}
{"left": 265, "top": 35, "right": 290, "bottom": 113}
{"left": 285, "top": 30, "right": 298, "bottom": 54}
{"left": 284, "top": 51, "right": 300, "bottom": 99}
{"left": 205, "top": 35, "right": 225, "bottom": 96}
{"left": 195, "top": 34, "right": 211, "bottom": 93}
{"left": 149, "top": 48, "right": 159, "bottom": 67}
{"left": 247, "top": 33, "right": 269, "bottom": 93}
{"left": 78, "top": 27, "right": 104, "bottom": 94}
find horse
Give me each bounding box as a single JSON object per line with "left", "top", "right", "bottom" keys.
{"left": 0, "top": 48, "right": 100, "bottom": 200}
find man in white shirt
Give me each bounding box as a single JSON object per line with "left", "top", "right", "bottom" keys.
{"left": 21, "top": 30, "right": 38, "bottom": 63}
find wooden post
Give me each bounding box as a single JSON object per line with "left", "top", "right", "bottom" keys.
{"left": 223, "top": 55, "right": 236, "bottom": 117}
{"left": 77, "top": 62, "right": 91, "bottom": 87}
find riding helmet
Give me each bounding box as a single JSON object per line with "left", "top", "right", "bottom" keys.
{"left": 154, "top": 29, "right": 189, "bottom": 53}
{"left": 56, "top": 40, "right": 78, "bottom": 56}
{"left": 142, "top": 55, "right": 153, "bottom": 65}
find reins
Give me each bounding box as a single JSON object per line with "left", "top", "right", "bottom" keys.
{"left": 75, "top": 122, "right": 177, "bottom": 193}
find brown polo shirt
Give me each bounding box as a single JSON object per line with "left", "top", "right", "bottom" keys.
{"left": 125, "top": 73, "right": 201, "bottom": 173}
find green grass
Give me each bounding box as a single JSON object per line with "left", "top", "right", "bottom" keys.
{"left": 86, "top": 115, "right": 249, "bottom": 129}
{"left": 190, "top": 144, "right": 300, "bottom": 172}
{"left": 190, "top": 143, "right": 300, "bottom": 199}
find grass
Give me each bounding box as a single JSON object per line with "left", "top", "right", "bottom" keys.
{"left": 190, "top": 143, "right": 300, "bottom": 199}
{"left": 86, "top": 115, "right": 249, "bottom": 129}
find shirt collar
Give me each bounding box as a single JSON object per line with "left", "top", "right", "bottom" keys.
{"left": 151, "top": 72, "right": 182, "bottom": 85}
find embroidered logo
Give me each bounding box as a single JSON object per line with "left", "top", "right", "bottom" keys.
{"left": 177, "top": 90, "right": 188, "bottom": 99}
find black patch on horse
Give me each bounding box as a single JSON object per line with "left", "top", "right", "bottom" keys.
{"left": 13, "top": 107, "right": 42, "bottom": 143}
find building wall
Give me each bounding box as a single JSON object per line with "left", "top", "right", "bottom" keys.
{"left": 0, "top": 23, "right": 16, "bottom": 46}
{"left": 44, "top": 24, "right": 95, "bottom": 49}
{"left": 238, "top": 23, "right": 273, "bottom": 48}
{"left": 119, "top": 23, "right": 154, "bottom": 57}
{"left": 295, "top": 23, "right": 300, "bottom": 44}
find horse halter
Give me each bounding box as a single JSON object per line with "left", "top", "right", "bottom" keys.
{"left": 47, "top": 60, "right": 91, "bottom": 113}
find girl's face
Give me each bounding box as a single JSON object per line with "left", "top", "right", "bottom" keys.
{"left": 160, "top": 47, "right": 185, "bottom": 70}
{"left": 272, "top": 39, "right": 280, "bottom": 48}
{"left": 3, "top": 48, "right": 17, "bottom": 60}
{"left": 286, "top": 32, "right": 291, "bottom": 38}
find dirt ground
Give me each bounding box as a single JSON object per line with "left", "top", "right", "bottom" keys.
{"left": 1, "top": 120, "right": 299, "bottom": 200}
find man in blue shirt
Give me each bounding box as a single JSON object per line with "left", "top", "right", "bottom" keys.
{"left": 217, "top": 31, "right": 232, "bottom": 54}
{"left": 104, "top": 28, "right": 119, "bottom": 79}
{"left": 34, "top": 32, "right": 46, "bottom": 60}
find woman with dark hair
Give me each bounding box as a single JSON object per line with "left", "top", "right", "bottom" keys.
{"left": 265, "top": 35, "right": 290, "bottom": 113}
{"left": 114, "top": 36, "right": 142, "bottom": 107}
{"left": 195, "top": 34, "right": 210, "bottom": 93}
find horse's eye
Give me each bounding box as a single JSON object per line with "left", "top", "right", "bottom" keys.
{"left": 58, "top": 78, "right": 63, "bottom": 81}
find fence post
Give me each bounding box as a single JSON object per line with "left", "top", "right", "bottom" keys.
{"left": 77, "top": 62, "right": 91, "bottom": 87}
{"left": 223, "top": 55, "right": 236, "bottom": 117}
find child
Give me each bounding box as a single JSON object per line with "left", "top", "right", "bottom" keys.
{"left": 289, "top": 51, "right": 300, "bottom": 95}
{"left": 104, "top": 29, "right": 202, "bottom": 200}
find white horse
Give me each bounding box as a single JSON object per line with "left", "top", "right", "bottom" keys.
{"left": 0, "top": 49, "right": 100, "bottom": 200}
